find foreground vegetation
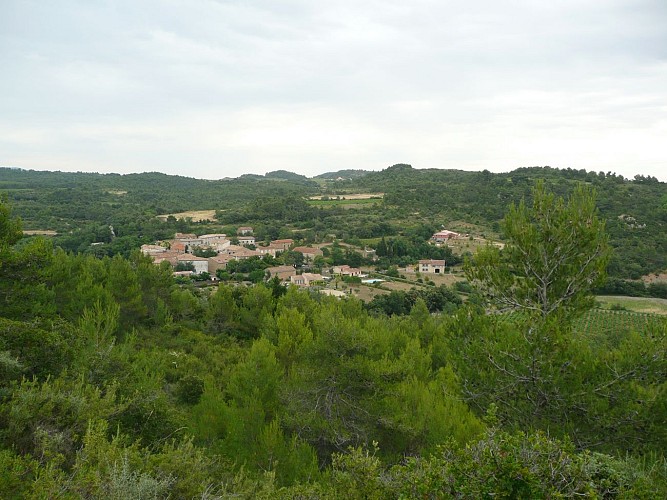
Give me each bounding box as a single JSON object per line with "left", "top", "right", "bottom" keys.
{"left": 1, "top": 180, "right": 666, "bottom": 497}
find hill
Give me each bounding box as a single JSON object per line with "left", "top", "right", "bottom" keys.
{"left": 2, "top": 165, "right": 665, "bottom": 279}
{"left": 312, "top": 169, "right": 370, "bottom": 180}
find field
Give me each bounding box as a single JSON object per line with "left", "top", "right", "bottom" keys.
{"left": 156, "top": 210, "right": 217, "bottom": 222}
{"left": 595, "top": 295, "right": 667, "bottom": 315}
{"left": 498, "top": 307, "right": 665, "bottom": 337}
{"left": 443, "top": 236, "right": 504, "bottom": 255}
{"left": 574, "top": 308, "right": 666, "bottom": 336}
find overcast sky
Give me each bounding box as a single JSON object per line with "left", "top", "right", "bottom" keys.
{"left": 2, "top": 0, "right": 666, "bottom": 180}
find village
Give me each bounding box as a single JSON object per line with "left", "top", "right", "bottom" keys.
{"left": 140, "top": 227, "right": 467, "bottom": 298}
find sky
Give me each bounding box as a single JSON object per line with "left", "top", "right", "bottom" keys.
{"left": 1, "top": 0, "right": 666, "bottom": 180}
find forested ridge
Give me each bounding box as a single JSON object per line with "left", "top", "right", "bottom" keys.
{"left": 1, "top": 180, "right": 666, "bottom": 497}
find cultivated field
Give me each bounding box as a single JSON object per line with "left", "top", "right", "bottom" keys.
{"left": 156, "top": 210, "right": 217, "bottom": 222}
{"left": 574, "top": 308, "right": 666, "bottom": 336}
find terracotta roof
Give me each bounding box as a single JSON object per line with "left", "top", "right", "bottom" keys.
{"left": 293, "top": 246, "right": 321, "bottom": 254}
{"left": 177, "top": 253, "right": 209, "bottom": 261}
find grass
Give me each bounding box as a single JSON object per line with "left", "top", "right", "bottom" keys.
{"left": 595, "top": 295, "right": 667, "bottom": 315}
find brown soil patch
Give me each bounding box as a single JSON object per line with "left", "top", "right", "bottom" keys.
{"left": 642, "top": 272, "right": 667, "bottom": 284}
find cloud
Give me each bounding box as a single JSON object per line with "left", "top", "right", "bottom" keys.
{"left": 1, "top": 0, "right": 666, "bottom": 179}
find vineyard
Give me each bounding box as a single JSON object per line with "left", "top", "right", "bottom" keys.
{"left": 574, "top": 309, "right": 666, "bottom": 336}
{"left": 496, "top": 308, "right": 666, "bottom": 337}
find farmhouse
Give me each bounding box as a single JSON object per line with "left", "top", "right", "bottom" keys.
{"left": 419, "top": 259, "right": 446, "bottom": 274}
{"left": 237, "top": 226, "right": 254, "bottom": 235}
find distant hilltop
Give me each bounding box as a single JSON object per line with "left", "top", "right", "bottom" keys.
{"left": 313, "top": 169, "right": 370, "bottom": 180}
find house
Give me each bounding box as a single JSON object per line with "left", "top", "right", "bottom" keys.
{"left": 151, "top": 251, "right": 181, "bottom": 267}
{"left": 168, "top": 240, "right": 187, "bottom": 253}
{"left": 238, "top": 235, "right": 256, "bottom": 246}
{"left": 177, "top": 254, "right": 209, "bottom": 274}
{"left": 209, "top": 239, "right": 231, "bottom": 252}
{"left": 431, "top": 230, "right": 461, "bottom": 242}
{"left": 237, "top": 226, "right": 254, "bottom": 235}
{"left": 333, "top": 265, "right": 362, "bottom": 277}
{"left": 290, "top": 273, "right": 325, "bottom": 286}
{"left": 419, "top": 259, "right": 446, "bottom": 274}
{"left": 173, "top": 233, "right": 204, "bottom": 247}
{"left": 208, "top": 255, "right": 234, "bottom": 274}
{"left": 270, "top": 239, "right": 294, "bottom": 251}
{"left": 223, "top": 245, "right": 260, "bottom": 260}
{"left": 256, "top": 246, "right": 279, "bottom": 257}
{"left": 174, "top": 233, "right": 197, "bottom": 240}
{"left": 199, "top": 233, "right": 227, "bottom": 243}
{"left": 140, "top": 244, "right": 167, "bottom": 256}
{"left": 265, "top": 265, "right": 297, "bottom": 281}
{"left": 173, "top": 237, "right": 203, "bottom": 249}
{"left": 199, "top": 234, "right": 228, "bottom": 248}
{"left": 292, "top": 246, "right": 323, "bottom": 262}
{"left": 361, "top": 247, "right": 377, "bottom": 260}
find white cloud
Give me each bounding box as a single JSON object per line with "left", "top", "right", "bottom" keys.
{"left": 1, "top": 0, "right": 666, "bottom": 180}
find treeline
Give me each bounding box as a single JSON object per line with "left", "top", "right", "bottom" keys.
{"left": 597, "top": 277, "right": 667, "bottom": 299}
{"left": 2, "top": 196, "right": 667, "bottom": 497}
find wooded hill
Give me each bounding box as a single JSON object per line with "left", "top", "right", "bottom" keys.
{"left": 1, "top": 164, "right": 666, "bottom": 279}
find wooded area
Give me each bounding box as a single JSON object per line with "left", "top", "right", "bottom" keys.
{"left": 1, "top": 169, "right": 666, "bottom": 496}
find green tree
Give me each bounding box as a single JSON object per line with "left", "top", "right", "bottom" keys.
{"left": 465, "top": 181, "right": 610, "bottom": 324}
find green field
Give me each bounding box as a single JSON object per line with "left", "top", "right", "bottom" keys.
{"left": 574, "top": 308, "right": 666, "bottom": 336}
{"left": 497, "top": 307, "right": 665, "bottom": 337}
{"left": 595, "top": 295, "right": 667, "bottom": 315}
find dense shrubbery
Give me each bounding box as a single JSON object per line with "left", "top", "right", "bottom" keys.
{"left": 1, "top": 189, "right": 666, "bottom": 496}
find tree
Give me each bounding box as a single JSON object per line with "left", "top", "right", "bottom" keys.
{"left": 0, "top": 197, "right": 22, "bottom": 249}
{"left": 465, "top": 181, "right": 610, "bottom": 324}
